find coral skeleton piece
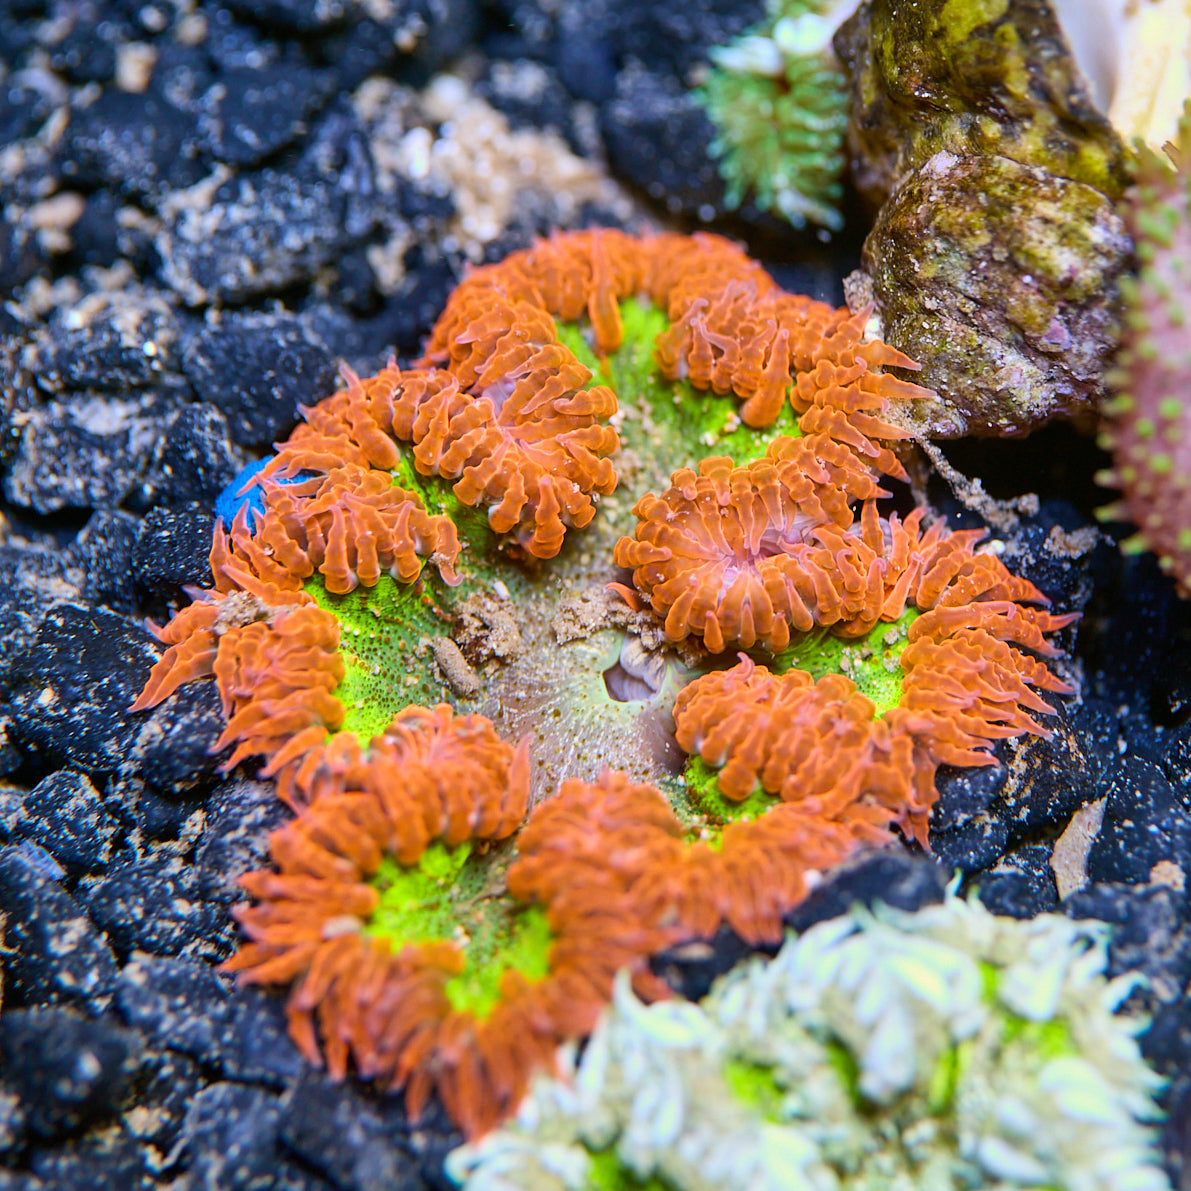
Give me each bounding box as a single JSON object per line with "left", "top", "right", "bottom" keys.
{"left": 1098, "top": 105, "right": 1191, "bottom": 597}
{"left": 449, "top": 896, "right": 1171, "bottom": 1191}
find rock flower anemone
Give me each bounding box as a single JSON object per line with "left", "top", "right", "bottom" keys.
{"left": 131, "top": 229, "right": 1077, "bottom": 1138}
{"left": 1098, "top": 103, "right": 1191, "bottom": 596}
{"left": 450, "top": 894, "right": 1171, "bottom": 1191}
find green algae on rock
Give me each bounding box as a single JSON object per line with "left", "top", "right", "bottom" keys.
{"left": 449, "top": 895, "right": 1171, "bottom": 1191}
{"left": 833, "top": 0, "right": 1132, "bottom": 211}
{"left": 832, "top": 0, "right": 1135, "bottom": 438}
{"left": 852, "top": 150, "right": 1131, "bottom": 437}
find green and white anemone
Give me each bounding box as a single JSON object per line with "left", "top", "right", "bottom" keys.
{"left": 697, "top": 0, "right": 858, "bottom": 231}
{"left": 448, "top": 894, "right": 1171, "bottom": 1191}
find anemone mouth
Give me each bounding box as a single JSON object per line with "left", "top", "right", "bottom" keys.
{"left": 602, "top": 633, "right": 672, "bottom": 703}
{"left": 602, "top": 659, "right": 655, "bottom": 703}
{"left": 485, "top": 628, "right": 689, "bottom": 798}
{"left": 478, "top": 377, "right": 517, "bottom": 420}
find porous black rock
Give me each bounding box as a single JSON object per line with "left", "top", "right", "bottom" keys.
{"left": 650, "top": 928, "right": 755, "bottom": 1003}
{"left": 0, "top": 1007, "right": 136, "bottom": 1140}
{"left": 69, "top": 511, "right": 141, "bottom": 613}
{"left": 132, "top": 782, "right": 207, "bottom": 841}
{"left": 0, "top": 72, "right": 61, "bottom": 144}
{"left": 64, "top": 190, "right": 126, "bottom": 272}
{"left": 157, "top": 108, "right": 379, "bottom": 306}
{"left": 0, "top": 844, "right": 118, "bottom": 1010}
{"left": 0, "top": 222, "right": 43, "bottom": 294}
{"left": 477, "top": 58, "right": 586, "bottom": 148}
{"left": 354, "top": 251, "right": 463, "bottom": 359}
{"left": 7, "top": 605, "right": 177, "bottom": 773}
{"left": 0, "top": 1083, "right": 26, "bottom": 1160}
{"left": 972, "top": 843, "right": 1059, "bottom": 919}
{"left": 594, "top": 0, "right": 761, "bottom": 79}
{"left": 116, "top": 956, "right": 306, "bottom": 1088}
{"left": 84, "top": 850, "right": 231, "bottom": 962}
{"left": 5, "top": 598, "right": 225, "bottom": 790}
{"left": 35, "top": 296, "right": 182, "bottom": 393}
{"left": 1065, "top": 883, "right": 1191, "bottom": 1013}
{"left": 788, "top": 847, "right": 949, "bottom": 930}
{"left": 132, "top": 504, "right": 216, "bottom": 595}
{"left": 999, "top": 516, "right": 1097, "bottom": 615}
{"left": 1079, "top": 552, "right": 1183, "bottom": 766}
{"left": 224, "top": 0, "right": 354, "bottom": 33}
{"left": 600, "top": 65, "right": 727, "bottom": 217}
{"left": 930, "top": 698, "right": 1095, "bottom": 877}
{"left": 179, "top": 1082, "right": 286, "bottom": 1191}
{"left": 279, "top": 1071, "right": 429, "bottom": 1191}
{"left": 1162, "top": 1077, "right": 1191, "bottom": 1191}
{"left": 44, "top": 4, "right": 138, "bottom": 86}
{"left": 193, "top": 779, "right": 292, "bottom": 906}
{"left": 58, "top": 88, "right": 205, "bottom": 200}
{"left": 927, "top": 755, "right": 1013, "bottom": 875}
{"left": 177, "top": 1079, "right": 339, "bottom": 1188}
{"left": 131, "top": 678, "right": 227, "bottom": 797}
{"left": 2, "top": 389, "right": 181, "bottom": 515}
{"left": 180, "top": 314, "right": 338, "bottom": 448}
{"left": 1087, "top": 756, "right": 1191, "bottom": 887}
{"left": 0, "top": 8, "right": 37, "bottom": 68}
{"left": 140, "top": 403, "right": 243, "bottom": 509}
{"left": 0, "top": 547, "right": 85, "bottom": 685}
{"left": 653, "top": 849, "right": 950, "bottom": 1002}
{"left": 4, "top": 770, "right": 119, "bottom": 876}
{"left": 122, "top": 1050, "right": 203, "bottom": 1150}
{"left": 28, "top": 1124, "right": 153, "bottom": 1191}
{"left": 0, "top": 720, "right": 20, "bottom": 782}
{"left": 197, "top": 59, "right": 337, "bottom": 168}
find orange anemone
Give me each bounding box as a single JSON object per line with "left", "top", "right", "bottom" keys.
{"left": 510, "top": 768, "right": 881, "bottom": 950}
{"left": 671, "top": 517, "right": 1079, "bottom": 843}
{"left": 227, "top": 760, "right": 679, "bottom": 1139}
{"left": 127, "top": 228, "right": 1081, "bottom": 1143}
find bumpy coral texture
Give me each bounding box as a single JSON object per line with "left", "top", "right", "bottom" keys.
{"left": 131, "top": 228, "right": 1078, "bottom": 1140}
{"left": 1098, "top": 107, "right": 1191, "bottom": 596}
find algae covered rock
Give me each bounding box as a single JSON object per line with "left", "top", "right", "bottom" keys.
{"left": 853, "top": 150, "right": 1131, "bottom": 437}
{"left": 833, "top": 0, "right": 1131, "bottom": 210}
{"left": 833, "top": 0, "right": 1134, "bottom": 437}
